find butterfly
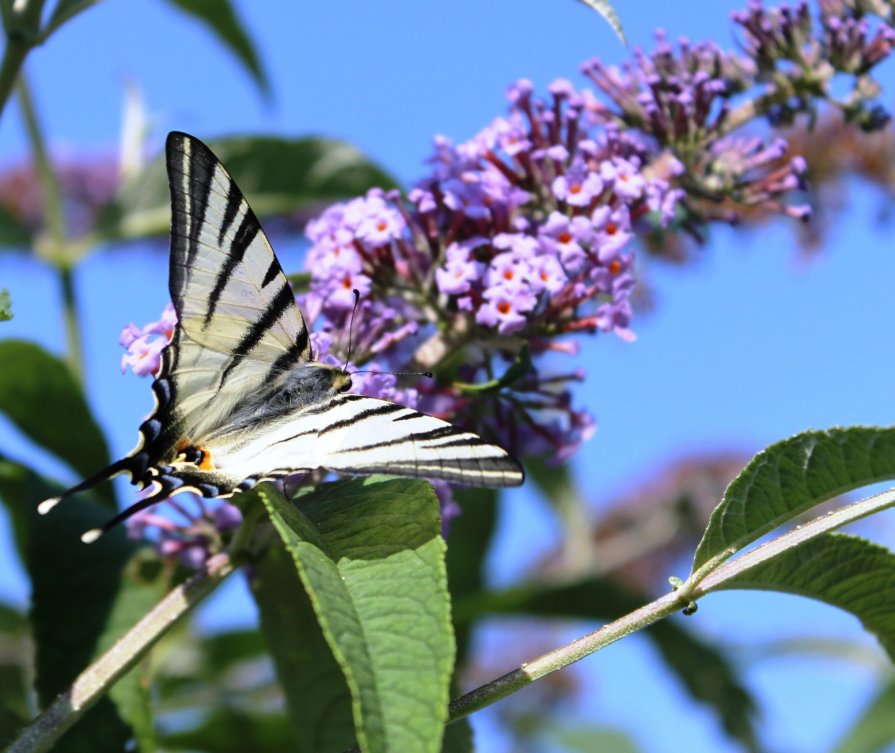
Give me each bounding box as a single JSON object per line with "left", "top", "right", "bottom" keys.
{"left": 38, "top": 132, "right": 524, "bottom": 543}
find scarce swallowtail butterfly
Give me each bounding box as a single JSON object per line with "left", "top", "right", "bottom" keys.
{"left": 38, "top": 132, "right": 524, "bottom": 543}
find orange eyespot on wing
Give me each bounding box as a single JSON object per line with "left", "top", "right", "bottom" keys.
{"left": 197, "top": 447, "right": 215, "bottom": 471}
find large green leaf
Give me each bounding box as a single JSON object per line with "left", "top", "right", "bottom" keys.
{"left": 455, "top": 576, "right": 757, "bottom": 751}
{"left": 162, "top": 0, "right": 270, "bottom": 95}
{"left": 0, "top": 455, "right": 46, "bottom": 562}
{"left": 28, "top": 490, "right": 138, "bottom": 752}
{"left": 445, "top": 486, "right": 498, "bottom": 663}
{"left": 102, "top": 551, "right": 169, "bottom": 753}
{"left": 692, "top": 427, "right": 895, "bottom": 572}
{"left": 251, "top": 532, "right": 355, "bottom": 753}
{"left": 441, "top": 717, "right": 474, "bottom": 753}
{"left": 0, "top": 340, "right": 114, "bottom": 505}
{"left": 720, "top": 533, "right": 895, "bottom": 662}
{"left": 829, "top": 678, "right": 895, "bottom": 753}
{"left": 97, "top": 135, "right": 397, "bottom": 243}
{"left": 0, "top": 603, "right": 30, "bottom": 748}
{"left": 259, "top": 477, "right": 454, "bottom": 753}
{"left": 161, "top": 708, "right": 297, "bottom": 752}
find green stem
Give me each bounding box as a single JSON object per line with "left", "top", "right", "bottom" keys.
{"left": 59, "top": 265, "right": 84, "bottom": 384}
{"left": 17, "top": 75, "right": 87, "bottom": 381}
{"left": 3, "top": 494, "right": 268, "bottom": 753}
{"left": 0, "top": 0, "right": 45, "bottom": 122}
{"left": 3, "top": 552, "right": 239, "bottom": 753}
{"left": 446, "top": 486, "right": 895, "bottom": 726}
{"left": 447, "top": 588, "right": 685, "bottom": 723}
{"left": 17, "top": 75, "right": 66, "bottom": 247}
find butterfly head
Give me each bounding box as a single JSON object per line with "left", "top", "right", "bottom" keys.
{"left": 333, "top": 369, "right": 352, "bottom": 393}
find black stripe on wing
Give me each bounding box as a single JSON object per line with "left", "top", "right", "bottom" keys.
{"left": 219, "top": 281, "right": 300, "bottom": 385}
{"left": 218, "top": 180, "right": 242, "bottom": 244}
{"left": 167, "top": 132, "right": 214, "bottom": 283}
{"left": 318, "top": 401, "right": 406, "bottom": 436}
{"left": 205, "top": 210, "right": 259, "bottom": 326}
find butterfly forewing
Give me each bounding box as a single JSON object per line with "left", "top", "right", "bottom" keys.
{"left": 166, "top": 133, "right": 311, "bottom": 437}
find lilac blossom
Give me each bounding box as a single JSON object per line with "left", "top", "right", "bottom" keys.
{"left": 126, "top": 493, "right": 242, "bottom": 569}
{"left": 118, "top": 3, "right": 858, "bottom": 520}
{"left": 120, "top": 303, "right": 176, "bottom": 377}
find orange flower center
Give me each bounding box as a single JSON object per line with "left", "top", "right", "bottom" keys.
{"left": 606, "top": 222, "right": 618, "bottom": 235}
{"left": 609, "top": 260, "right": 622, "bottom": 275}
{"left": 497, "top": 301, "right": 512, "bottom": 315}
{"left": 558, "top": 232, "right": 572, "bottom": 244}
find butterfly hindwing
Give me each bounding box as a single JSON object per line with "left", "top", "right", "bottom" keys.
{"left": 201, "top": 394, "right": 523, "bottom": 490}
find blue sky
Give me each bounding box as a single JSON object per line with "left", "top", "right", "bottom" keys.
{"left": 2, "top": 1, "right": 895, "bottom": 751}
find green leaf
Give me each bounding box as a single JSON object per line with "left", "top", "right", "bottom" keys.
{"left": 0, "top": 289, "right": 12, "bottom": 321}
{"left": 692, "top": 427, "right": 895, "bottom": 573}
{"left": 0, "top": 603, "right": 30, "bottom": 748}
{"left": 455, "top": 577, "right": 757, "bottom": 750}
{"left": 0, "top": 340, "right": 114, "bottom": 505}
{"left": 28, "top": 490, "right": 138, "bottom": 752}
{"left": 102, "top": 551, "right": 169, "bottom": 753}
{"left": 553, "top": 724, "right": 641, "bottom": 753}
{"left": 259, "top": 477, "right": 455, "bottom": 753}
{"left": 97, "top": 135, "right": 398, "bottom": 243}
{"left": 828, "top": 678, "right": 895, "bottom": 753}
{"left": 161, "top": 708, "right": 297, "bottom": 752}
{"left": 574, "top": 0, "right": 626, "bottom": 45}
{"left": 720, "top": 533, "right": 895, "bottom": 662}
{"left": 0, "top": 203, "right": 32, "bottom": 250}
{"left": 0, "top": 455, "right": 45, "bottom": 562}
{"left": 161, "top": 0, "right": 270, "bottom": 96}
{"left": 445, "top": 486, "right": 498, "bottom": 663}
{"left": 251, "top": 531, "right": 355, "bottom": 753}
{"left": 441, "top": 717, "right": 474, "bottom": 753}
{"left": 201, "top": 628, "right": 267, "bottom": 678}
{"left": 41, "top": 0, "right": 102, "bottom": 40}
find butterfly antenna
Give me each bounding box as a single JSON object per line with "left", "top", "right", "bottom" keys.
{"left": 343, "top": 288, "right": 361, "bottom": 373}
{"left": 352, "top": 369, "right": 434, "bottom": 380}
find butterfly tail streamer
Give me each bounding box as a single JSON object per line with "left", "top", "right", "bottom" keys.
{"left": 78, "top": 481, "right": 176, "bottom": 544}
{"left": 36, "top": 456, "right": 143, "bottom": 516}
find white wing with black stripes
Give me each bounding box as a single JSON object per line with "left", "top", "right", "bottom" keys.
{"left": 205, "top": 394, "right": 523, "bottom": 490}
{"left": 37, "top": 131, "right": 524, "bottom": 543}
{"left": 165, "top": 132, "right": 311, "bottom": 439}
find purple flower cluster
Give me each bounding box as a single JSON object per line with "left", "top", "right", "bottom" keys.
{"left": 304, "top": 79, "right": 683, "bottom": 349}
{"left": 581, "top": 34, "right": 752, "bottom": 143}
{"left": 126, "top": 493, "right": 243, "bottom": 569}
{"left": 297, "top": 76, "right": 696, "bottom": 462}
{"left": 0, "top": 158, "right": 119, "bottom": 241}
{"left": 731, "top": 0, "right": 894, "bottom": 130}
{"left": 733, "top": 0, "right": 895, "bottom": 76}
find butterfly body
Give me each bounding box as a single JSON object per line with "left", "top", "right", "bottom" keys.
{"left": 39, "top": 132, "right": 523, "bottom": 542}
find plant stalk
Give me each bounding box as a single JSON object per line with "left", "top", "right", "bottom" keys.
{"left": 3, "top": 552, "right": 239, "bottom": 753}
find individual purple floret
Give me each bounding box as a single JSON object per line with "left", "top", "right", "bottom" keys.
{"left": 120, "top": 303, "right": 176, "bottom": 377}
